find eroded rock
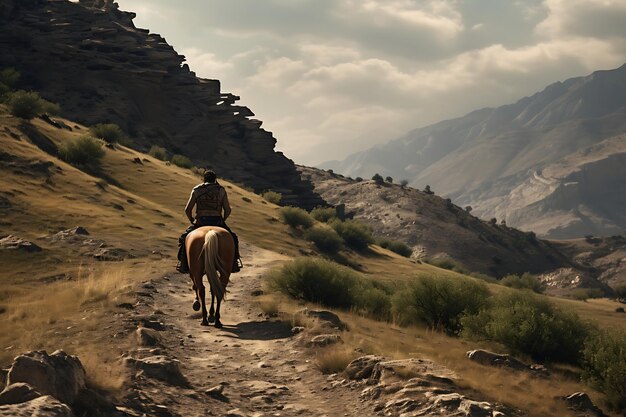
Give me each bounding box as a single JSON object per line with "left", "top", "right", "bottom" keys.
{"left": 136, "top": 327, "right": 161, "bottom": 347}
{"left": 344, "top": 355, "right": 385, "bottom": 380}
{"left": 307, "top": 334, "right": 342, "bottom": 347}
{"left": 0, "top": 395, "right": 74, "bottom": 417}
{"left": 0, "top": 382, "right": 42, "bottom": 405}
{"left": 7, "top": 350, "right": 85, "bottom": 405}
{"left": 0, "top": 235, "right": 42, "bottom": 252}
{"left": 563, "top": 392, "right": 607, "bottom": 417}
{"left": 124, "top": 356, "right": 188, "bottom": 386}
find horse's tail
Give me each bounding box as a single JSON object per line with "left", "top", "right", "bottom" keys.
{"left": 203, "top": 230, "right": 226, "bottom": 302}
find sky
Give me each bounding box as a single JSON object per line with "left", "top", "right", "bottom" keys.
{"left": 116, "top": 0, "right": 626, "bottom": 166}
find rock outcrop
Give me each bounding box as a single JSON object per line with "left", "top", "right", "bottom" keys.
{"left": 0, "top": 0, "right": 324, "bottom": 209}
{"left": 0, "top": 235, "right": 42, "bottom": 252}
{"left": 337, "top": 356, "right": 513, "bottom": 417}
{"left": 6, "top": 350, "right": 86, "bottom": 405}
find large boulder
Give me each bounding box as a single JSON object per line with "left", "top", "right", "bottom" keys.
{"left": 371, "top": 358, "right": 456, "bottom": 385}
{"left": 0, "top": 395, "right": 74, "bottom": 417}
{"left": 563, "top": 392, "right": 607, "bottom": 417}
{"left": 7, "top": 350, "right": 85, "bottom": 405}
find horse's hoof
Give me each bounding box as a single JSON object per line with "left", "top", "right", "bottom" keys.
{"left": 192, "top": 300, "right": 200, "bottom": 311}
{"left": 208, "top": 314, "right": 215, "bottom": 324}
{"left": 201, "top": 320, "right": 209, "bottom": 326}
{"left": 214, "top": 320, "right": 223, "bottom": 329}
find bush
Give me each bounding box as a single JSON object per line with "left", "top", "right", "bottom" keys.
{"left": 261, "top": 190, "right": 282, "bottom": 204}
{"left": 427, "top": 258, "right": 456, "bottom": 270}
{"left": 59, "top": 135, "right": 105, "bottom": 168}
{"left": 304, "top": 226, "right": 343, "bottom": 254}
{"left": 462, "top": 291, "right": 589, "bottom": 363}
{"left": 6, "top": 90, "right": 59, "bottom": 120}
{"left": 582, "top": 330, "right": 626, "bottom": 411}
{"left": 266, "top": 257, "right": 391, "bottom": 319}
{"left": 400, "top": 179, "right": 408, "bottom": 187}
{"left": 149, "top": 145, "right": 168, "bottom": 161}
{"left": 500, "top": 273, "right": 545, "bottom": 293}
{"left": 267, "top": 257, "right": 357, "bottom": 308}
{"left": 310, "top": 206, "right": 336, "bottom": 223}
{"left": 330, "top": 219, "right": 373, "bottom": 251}
{"left": 372, "top": 173, "right": 384, "bottom": 185}
{"left": 355, "top": 177, "right": 363, "bottom": 182}
{"left": 377, "top": 238, "right": 412, "bottom": 257}
{"left": 385, "top": 176, "right": 393, "bottom": 183}
{"left": 171, "top": 154, "right": 193, "bottom": 169}
{"left": 279, "top": 206, "right": 314, "bottom": 229}
{"left": 571, "top": 288, "right": 605, "bottom": 301}
{"left": 90, "top": 123, "right": 130, "bottom": 145}
{"left": 393, "top": 274, "right": 489, "bottom": 335}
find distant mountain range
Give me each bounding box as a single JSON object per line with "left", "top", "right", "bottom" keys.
{"left": 321, "top": 64, "right": 626, "bottom": 238}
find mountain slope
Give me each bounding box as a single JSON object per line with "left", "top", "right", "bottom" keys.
{"left": 322, "top": 64, "right": 626, "bottom": 238}
{"left": 0, "top": 0, "right": 324, "bottom": 209}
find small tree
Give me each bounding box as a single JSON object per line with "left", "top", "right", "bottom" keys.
{"left": 465, "top": 206, "right": 472, "bottom": 213}
{"left": 355, "top": 177, "right": 363, "bottom": 182}
{"left": 372, "top": 173, "right": 384, "bottom": 185}
{"left": 424, "top": 185, "right": 433, "bottom": 194}
{"left": 400, "top": 179, "right": 409, "bottom": 188}
{"left": 0, "top": 67, "right": 20, "bottom": 97}
{"left": 385, "top": 176, "right": 393, "bottom": 183}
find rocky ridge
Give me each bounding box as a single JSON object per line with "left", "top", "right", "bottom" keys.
{"left": 0, "top": 0, "right": 324, "bottom": 209}
{"left": 298, "top": 165, "right": 590, "bottom": 281}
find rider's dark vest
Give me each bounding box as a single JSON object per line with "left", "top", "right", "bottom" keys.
{"left": 193, "top": 183, "right": 226, "bottom": 217}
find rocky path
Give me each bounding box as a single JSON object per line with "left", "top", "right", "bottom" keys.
{"left": 121, "top": 242, "right": 372, "bottom": 417}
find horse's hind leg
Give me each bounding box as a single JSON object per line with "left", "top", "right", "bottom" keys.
{"left": 198, "top": 283, "right": 209, "bottom": 326}
{"left": 214, "top": 297, "right": 223, "bottom": 329}
{"left": 208, "top": 292, "right": 216, "bottom": 323}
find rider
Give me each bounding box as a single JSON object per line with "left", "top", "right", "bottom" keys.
{"left": 176, "top": 170, "right": 242, "bottom": 274}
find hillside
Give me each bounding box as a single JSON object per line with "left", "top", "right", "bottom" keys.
{"left": 0, "top": 0, "right": 324, "bottom": 209}
{"left": 2, "top": 106, "right": 626, "bottom": 417}
{"left": 321, "top": 64, "right": 626, "bottom": 238}
{"left": 297, "top": 166, "right": 604, "bottom": 286}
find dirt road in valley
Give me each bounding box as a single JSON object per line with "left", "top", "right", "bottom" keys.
{"left": 121, "top": 242, "right": 370, "bottom": 417}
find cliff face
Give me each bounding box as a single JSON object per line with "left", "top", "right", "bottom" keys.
{"left": 0, "top": 0, "right": 324, "bottom": 208}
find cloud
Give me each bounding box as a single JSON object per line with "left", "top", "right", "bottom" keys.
{"left": 117, "top": 0, "right": 626, "bottom": 165}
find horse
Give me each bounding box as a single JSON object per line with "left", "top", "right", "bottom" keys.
{"left": 185, "top": 226, "right": 235, "bottom": 328}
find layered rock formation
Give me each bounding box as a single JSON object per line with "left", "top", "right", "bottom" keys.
{"left": 0, "top": 0, "right": 324, "bottom": 208}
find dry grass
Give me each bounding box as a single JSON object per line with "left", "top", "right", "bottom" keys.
{"left": 315, "top": 345, "right": 359, "bottom": 374}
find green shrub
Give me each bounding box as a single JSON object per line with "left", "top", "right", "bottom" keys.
{"left": 149, "top": 145, "right": 168, "bottom": 161}
{"left": 304, "top": 225, "right": 343, "bottom": 254}
{"left": 372, "top": 173, "right": 384, "bottom": 185}
{"left": 261, "top": 190, "right": 282, "bottom": 204}
{"left": 392, "top": 274, "right": 489, "bottom": 335}
{"left": 500, "top": 273, "right": 545, "bottom": 293}
{"left": 377, "top": 238, "right": 412, "bottom": 257}
{"left": 330, "top": 219, "right": 373, "bottom": 251}
{"left": 311, "top": 206, "right": 336, "bottom": 223}
{"left": 400, "top": 179, "right": 409, "bottom": 187}
{"left": 59, "top": 135, "right": 105, "bottom": 168}
{"left": 171, "top": 154, "right": 193, "bottom": 169}
{"left": 571, "top": 288, "right": 605, "bottom": 301}
{"left": 279, "top": 206, "right": 314, "bottom": 229}
{"left": 427, "top": 258, "right": 456, "bottom": 270}
{"left": 582, "top": 330, "right": 626, "bottom": 411}
{"left": 266, "top": 257, "right": 392, "bottom": 319}
{"left": 7, "top": 90, "right": 59, "bottom": 120}
{"left": 266, "top": 257, "right": 360, "bottom": 309}
{"left": 462, "top": 291, "right": 589, "bottom": 363}
{"left": 90, "top": 123, "right": 130, "bottom": 145}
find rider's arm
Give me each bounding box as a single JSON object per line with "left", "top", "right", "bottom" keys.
{"left": 222, "top": 191, "right": 232, "bottom": 221}
{"left": 184, "top": 192, "right": 196, "bottom": 224}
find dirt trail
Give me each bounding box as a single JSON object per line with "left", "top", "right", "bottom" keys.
{"left": 123, "top": 242, "right": 370, "bottom": 417}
